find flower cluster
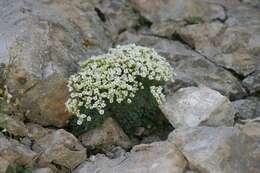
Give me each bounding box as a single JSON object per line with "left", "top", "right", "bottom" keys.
{"left": 66, "top": 44, "right": 174, "bottom": 125}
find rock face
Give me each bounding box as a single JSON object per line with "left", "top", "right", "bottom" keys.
{"left": 27, "top": 126, "right": 86, "bottom": 169}
{"left": 169, "top": 122, "right": 260, "bottom": 173}
{"left": 0, "top": 112, "right": 28, "bottom": 136}
{"left": 94, "top": 0, "right": 139, "bottom": 38}
{"left": 117, "top": 32, "right": 246, "bottom": 99}
{"left": 0, "top": 156, "right": 9, "bottom": 173}
{"left": 130, "top": 0, "right": 226, "bottom": 23}
{"left": 1, "top": 0, "right": 260, "bottom": 173}
{"left": 73, "top": 141, "right": 187, "bottom": 173}
{"left": 0, "top": 135, "right": 37, "bottom": 166}
{"left": 232, "top": 97, "right": 260, "bottom": 120}
{"left": 79, "top": 117, "right": 132, "bottom": 150}
{"left": 0, "top": 0, "right": 113, "bottom": 127}
{"left": 33, "top": 168, "right": 53, "bottom": 173}
{"left": 242, "top": 69, "right": 260, "bottom": 94}
{"left": 175, "top": 5, "right": 260, "bottom": 77}
{"left": 177, "top": 21, "right": 260, "bottom": 77}
{"left": 160, "top": 86, "right": 236, "bottom": 128}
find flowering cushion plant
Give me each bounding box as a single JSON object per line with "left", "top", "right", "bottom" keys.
{"left": 66, "top": 44, "right": 174, "bottom": 134}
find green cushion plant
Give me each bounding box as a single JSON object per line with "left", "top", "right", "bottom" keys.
{"left": 66, "top": 44, "right": 174, "bottom": 136}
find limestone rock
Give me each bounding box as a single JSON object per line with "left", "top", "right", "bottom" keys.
{"left": 226, "top": 5, "right": 260, "bottom": 26}
{"left": 176, "top": 21, "right": 225, "bottom": 58}
{"left": 29, "top": 129, "right": 86, "bottom": 169}
{"left": 242, "top": 0, "right": 260, "bottom": 7}
{"left": 129, "top": 0, "right": 226, "bottom": 23}
{"left": 0, "top": 0, "right": 113, "bottom": 127}
{"left": 79, "top": 117, "right": 132, "bottom": 150}
{"left": 21, "top": 74, "right": 70, "bottom": 127}
{"left": 73, "top": 141, "right": 187, "bottom": 173}
{"left": 0, "top": 135, "right": 37, "bottom": 166}
{"left": 0, "top": 156, "right": 9, "bottom": 173}
{"left": 176, "top": 21, "right": 260, "bottom": 76}
{"left": 0, "top": 112, "right": 28, "bottom": 136}
{"left": 160, "top": 86, "right": 236, "bottom": 128}
{"left": 242, "top": 69, "right": 260, "bottom": 94}
{"left": 169, "top": 122, "right": 260, "bottom": 173}
{"left": 33, "top": 168, "right": 53, "bottom": 173}
{"left": 94, "top": 0, "right": 139, "bottom": 38}
{"left": 26, "top": 123, "right": 54, "bottom": 141}
{"left": 232, "top": 97, "right": 260, "bottom": 120}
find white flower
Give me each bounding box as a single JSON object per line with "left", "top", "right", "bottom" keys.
{"left": 127, "top": 98, "right": 132, "bottom": 104}
{"left": 77, "top": 119, "right": 83, "bottom": 125}
{"left": 87, "top": 116, "right": 92, "bottom": 121}
{"left": 99, "top": 110, "right": 104, "bottom": 115}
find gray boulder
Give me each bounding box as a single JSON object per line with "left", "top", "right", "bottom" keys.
{"left": 160, "top": 86, "right": 236, "bottom": 128}
{"left": 79, "top": 117, "right": 132, "bottom": 150}
{"left": 33, "top": 168, "right": 53, "bottom": 173}
{"left": 0, "top": 0, "right": 113, "bottom": 127}
{"left": 0, "top": 112, "right": 28, "bottom": 136}
{"left": 94, "top": 0, "right": 139, "bottom": 38}
{"left": 169, "top": 122, "right": 260, "bottom": 173}
{"left": 73, "top": 141, "right": 187, "bottom": 173}
{"left": 0, "top": 156, "right": 9, "bottom": 173}
{"left": 27, "top": 126, "right": 86, "bottom": 169}
{"left": 176, "top": 21, "right": 260, "bottom": 77}
{"left": 242, "top": 69, "right": 260, "bottom": 94}
{"left": 232, "top": 97, "right": 260, "bottom": 120}
{"left": 129, "top": 0, "right": 226, "bottom": 23}
{"left": 0, "top": 135, "right": 37, "bottom": 166}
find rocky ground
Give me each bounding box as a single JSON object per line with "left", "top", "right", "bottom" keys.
{"left": 0, "top": 0, "right": 259, "bottom": 173}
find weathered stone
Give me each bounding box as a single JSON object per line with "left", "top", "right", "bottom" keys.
{"left": 0, "top": 156, "right": 9, "bottom": 173}
{"left": 184, "top": 171, "right": 199, "bottom": 173}
{"left": 169, "top": 122, "right": 260, "bottom": 173}
{"left": 0, "top": 112, "right": 28, "bottom": 136}
{"left": 194, "top": 0, "right": 240, "bottom": 8}
{"left": 73, "top": 141, "right": 187, "bottom": 173}
{"left": 177, "top": 21, "right": 225, "bottom": 57}
{"left": 226, "top": 5, "right": 260, "bottom": 26}
{"left": 242, "top": 0, "right": 260, "bottom": 7}
{"left": 212, "top": 52, "right": 257, "bottom": 76}
{"left": 160, "top": 86, "right": 236, "bottom": 128}
{"left": 26, "top": 123, "right": 53, "bottom": 141}
{"left": 0, "top": 135, "right": 37, "bottom": 166}
{"left": 242, "top": 69, "right": 260, "bottom": 94}
{"left": 33, "top": 168, "right": 53, "bottom": 173}
{"left": 232, "top": 97, "right": 260, "bottom": 120}
{"left": 177, "top": 21, "right": 260, "bottom": 76}
{"left": 0, "top": 0, "right": 113, "bottom": 127}
{"left": 117, "top": 31, "right": 246, "bottom": 99}
{"left": 94, "top": 0, "right": 139, "bottom": 37}
{"left": 129, "top": 0, "right": 226, "bottom": 23}
{"left": 79, "top": 117, "right": 132, "bottom": 150}
{"left": 21, "top": 74, "right": 70, "bottom": 127}
{"left": 20, "top": 137, "right": 33, "bottom": 148}
{"left": 141, "top": 135, "right": 161, "bottom": 144}
{"left": 151, "top": 20, "right": 186, "bottom": 38}
{"left": 30, "top": 129, "right": 86, "bottom": 169}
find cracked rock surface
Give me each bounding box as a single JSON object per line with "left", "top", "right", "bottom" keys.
{"left": 0, "top": 0, "right": 260, "bottom": 172}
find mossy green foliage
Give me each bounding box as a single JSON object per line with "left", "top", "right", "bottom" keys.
{"left": 7, "top": 164, "right": 32, "bottom": 173}
{"left": 68, "top": 109, "right": 107, "bottom": 136}
{"left": 68, "top": 85, "right": 172, "bottom": 137}
{"left": 185, "top": 16, "right": 204, "bottom": 24}
{"left": 109, "top": 86, "right": 167, "bottom": 136}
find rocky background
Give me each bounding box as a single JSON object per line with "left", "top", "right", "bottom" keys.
{"left": 0, "top": 0, "right": 259, "bottom": 173}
